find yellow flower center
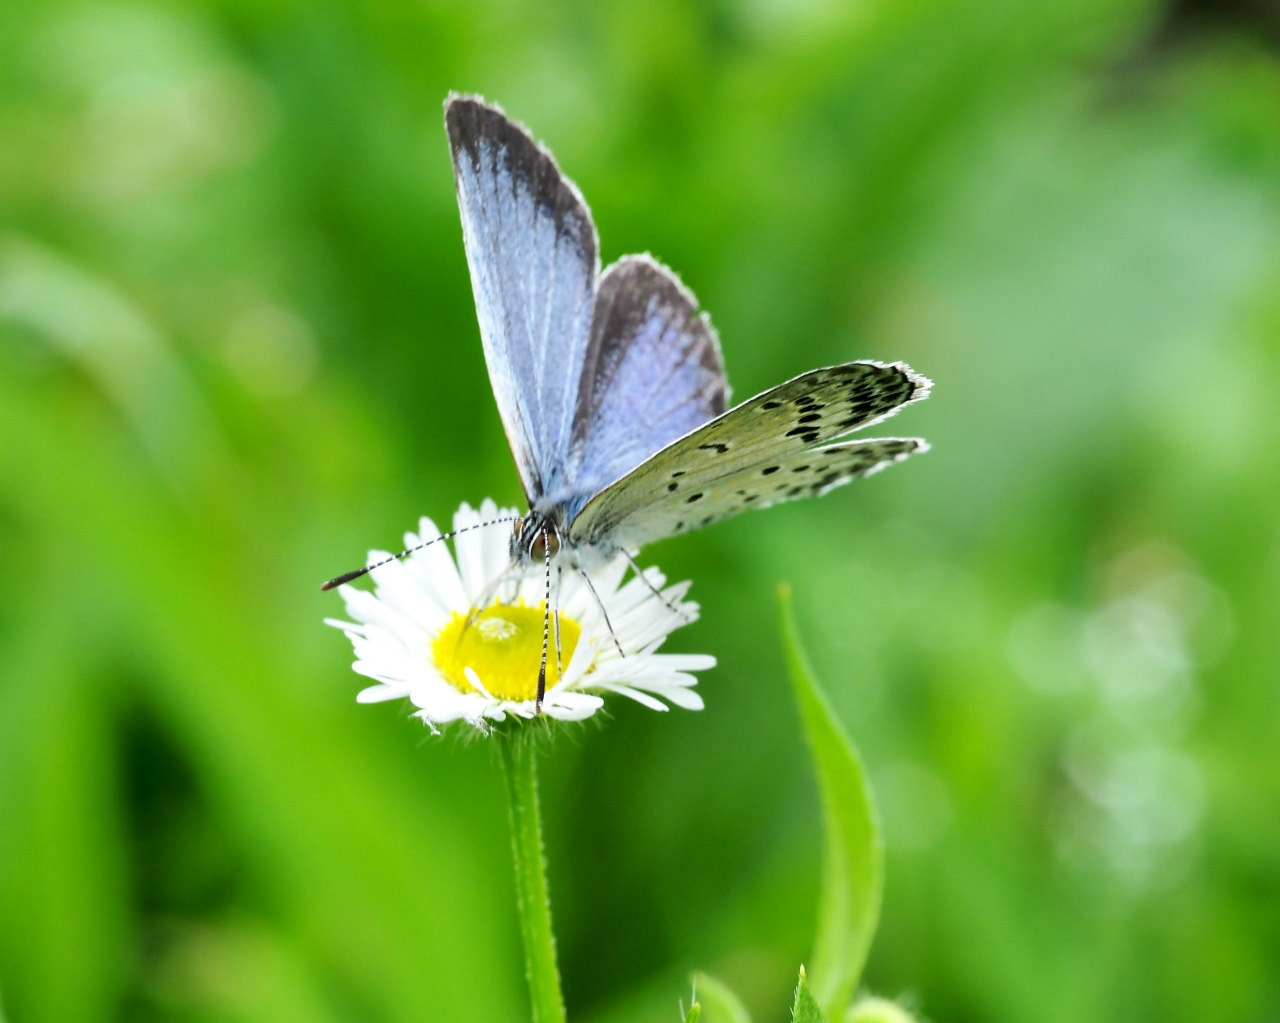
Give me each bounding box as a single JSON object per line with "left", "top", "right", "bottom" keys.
{"left": 431, "top": 603, "right": 583, "bottom": 701}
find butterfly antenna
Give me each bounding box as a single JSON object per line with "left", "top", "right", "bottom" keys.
{"left": 619, "top": 548, "right": 693, "bottom": 623}
{"left": 535, "top": 525, "right": 553, "bottom": 713}
{"left": 320, "top": 516, "right": 518, "bottom": 590}
{"left": 553, "top": 563, "right": 564, "bottom": 678}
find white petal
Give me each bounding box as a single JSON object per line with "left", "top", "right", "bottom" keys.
{"left": 656, "top": 685, "right": 704, "bottom": 711}
{"left": 463, "top": 666, "right": 495, "bottom": 700}
{"left": 356, "top": 682, "right": 410, "bottom": 703}
{"left": 653, "top": 653, "right": 718, "bottom": 672}
{"left": 410, "top": 687, "right": 486, "bottom": 724}
{"left": 604, "top": 684, "right": 671, "bottom": 711}
{"left": 454, "top": 503, "right": 518, "bottom": 598}
{"left": 543, "top": 691, "right": 605, "bottom": 720}
{"left": 404, "top": 520, "right": 469, "bottom": 613}
{"left": 366, "top": 560, "right": 445, "bottom": 639}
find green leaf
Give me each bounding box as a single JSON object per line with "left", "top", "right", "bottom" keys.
{"left": 690, "top": 972, "right": 753, "bottom": 1023}
{"left": 779, "top": 586, "right": 884, "bottom": 1018}
{"left": 792, "top": 966, "right": 830, "bottom": 1023}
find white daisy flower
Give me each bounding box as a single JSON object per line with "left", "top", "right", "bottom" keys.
{"left": 326, "top": 500, "right": 715, "bottom": 731}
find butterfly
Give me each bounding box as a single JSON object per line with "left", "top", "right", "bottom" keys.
{"left": 326, "top": 94, "right": 932, "bottom": 707}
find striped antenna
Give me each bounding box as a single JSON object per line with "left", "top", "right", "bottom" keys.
{"left": 320, "top": 516, "right": 518, "bottom": 591}
{"left": 535, "top": 523, "right": 553, "bottom": 712}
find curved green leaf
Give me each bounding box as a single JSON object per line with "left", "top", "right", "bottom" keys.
{"left": 779, "top": 586, "right": 884, "bottom": 1018}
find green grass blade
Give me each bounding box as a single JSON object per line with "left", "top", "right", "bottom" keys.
{"left": 778, "top": 586, "right": 884, "bottom": 1018}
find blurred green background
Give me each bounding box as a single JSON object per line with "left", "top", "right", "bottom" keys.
{"left": 2, "top": 0, "right": 1278, "bottom": 1020}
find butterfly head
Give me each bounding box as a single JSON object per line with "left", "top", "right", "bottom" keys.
{"left": 511, "top": 510, "right": 564, "bottom": 567}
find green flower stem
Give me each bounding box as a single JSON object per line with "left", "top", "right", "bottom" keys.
{"left": 498, "top": 731, "right": 566, "bottom": 1023}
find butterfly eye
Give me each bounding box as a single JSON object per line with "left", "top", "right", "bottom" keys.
{"left": 530, "top": 530, "right": 561, "bottom": 561}
{"left": 527, "top": 527, "right": 563, "bottom": 560}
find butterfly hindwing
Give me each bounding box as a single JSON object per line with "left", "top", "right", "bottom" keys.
{"left": 568, "top": 361, "right": 931, "bottom": 550}
{"left": 446, "top": 95, "right": 599, "bottom": 503}
{"left": 560, "top": 254, "right": 727, "bottom": 511}
{"left": 577, "top": 435, "right": 928, "bottom": 551}
{"left": 648, "top": 438, "right": 928, "bottom": 540}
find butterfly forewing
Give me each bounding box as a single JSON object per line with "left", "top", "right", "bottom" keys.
{"left": 568, "top": 361, "right": 931, "bottom": 550}
{"left": 446, "top": 95, "right": 599, "bottom": 502}
{"left": 560, "top": 254, "right": 726, "bottom": 511}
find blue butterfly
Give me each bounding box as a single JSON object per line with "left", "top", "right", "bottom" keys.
{"left": 327, "top": 95, "right": 932, "bottom": 707}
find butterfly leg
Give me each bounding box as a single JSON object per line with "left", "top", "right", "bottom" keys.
{"left": 577, "top": 564, "right": 626, "bottom": 659}
{"left": 619, "top": 549, "right": 693, "bottom": 624}
{"left": 463, "top": 559, "right": 520, "bottom": 632}
{"left": 552, "top": 563, "right": 565, "bottom": 681}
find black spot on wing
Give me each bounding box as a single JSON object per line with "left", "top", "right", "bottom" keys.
{"left": 805, "top": 438, "right": 925, "bottom": 492}
{"left": 739, "top": 362, "right": 929, "bottom": 460}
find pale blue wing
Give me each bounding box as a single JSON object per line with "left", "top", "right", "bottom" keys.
{"left": 556, "top": 254, "right": 726, "bottom": 516}
{"left": 568, "top": 361, "right": 931, "bottom": 552}
{"left": 445, "top": 95, "right": 598, "bottom": 502}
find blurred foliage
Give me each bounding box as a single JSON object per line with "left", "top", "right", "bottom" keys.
{"left": 1, "top": 0, "right": 1278, "bottom": 1021}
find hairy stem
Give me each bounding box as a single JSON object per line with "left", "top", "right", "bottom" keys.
{"left": 498, "top": 731, "right": 566, "bottom": 1023}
